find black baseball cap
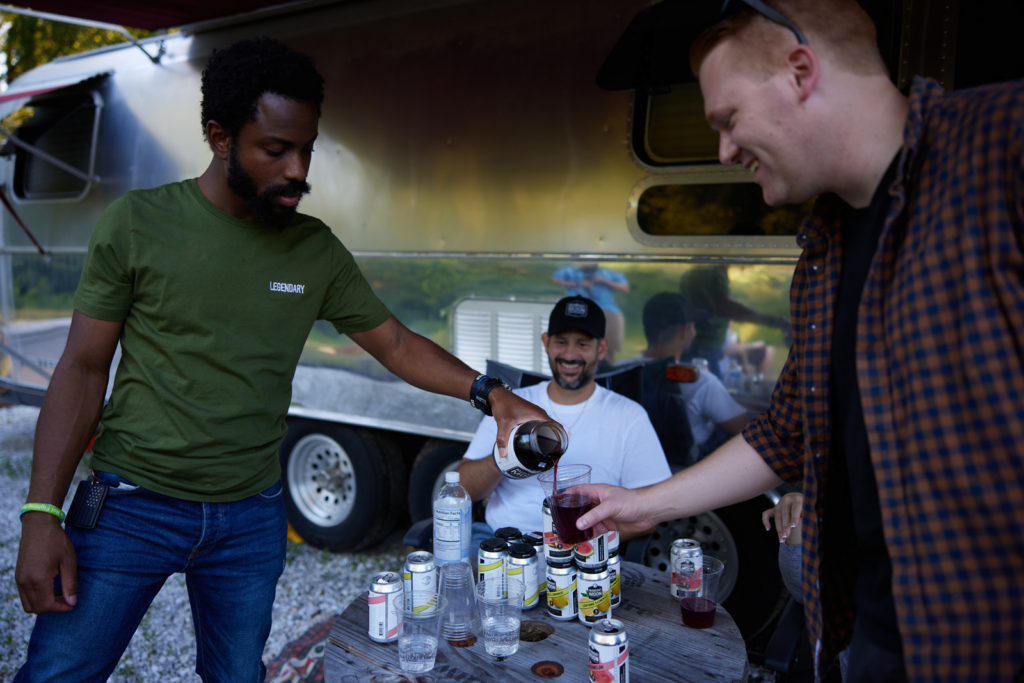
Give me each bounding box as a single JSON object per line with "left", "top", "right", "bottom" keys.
{"left": 548, "top": 296, "right": 606, "bottom": 339}
{"left": 643, "top": 292, "right": 711, "bottom": 332}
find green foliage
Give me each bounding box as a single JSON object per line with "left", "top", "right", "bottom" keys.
{"left": 637, "top": 182, "right": 814, "bottom": 236}
{"left": 1, "top": 13, "right": 153, "bottom": 86}
{"left": 9, "top": 253, "right": 83, "bottom": 318}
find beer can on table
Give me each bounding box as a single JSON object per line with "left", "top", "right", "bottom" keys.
{"left": 542, "top": 498, "right": 574, "bottom": 562}
{"left": 606, "top": 530, "right": 620, "bottom": 558}
{"left": 523, "top": 531, "right": 546, "bottom": 598}
{"left": 546, "top": 562, "right": 579, "bottom": 621}
{"left": 607, "top": 553, "right": 621, "bottom": 609}
{"left": 506, "top": 543, "right": 541, "bottom": 609}
{"left": 495, "top": 527, "right": 522, "bottom": 545}
{"left": 589, "top": 619, "right": 629, "bottom": 683}
{"left": 670, "top": 539, "right": 703, "bottom": 600}
{"left": 578, "top": 566, "right": 612, "bottom": 627}
{"left": 368, "top": 572, "right": 403, "bottom": 643}
{"left": 478, "top": 538, "right": 508, "bottom": 599}
{"left": 574, "top": 533, "right": 609, "bottom": 571}
{"left": 402, "top": 551, "right": 438, "bottom": 613}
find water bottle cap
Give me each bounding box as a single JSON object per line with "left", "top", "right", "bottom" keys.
{"left": 445, "top": 472, "right": 460, "bottom": 483}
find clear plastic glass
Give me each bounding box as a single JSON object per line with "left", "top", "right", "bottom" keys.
{"left": 438, "top": 561, "right": 480, "bottom": 645}
{"left": 537, "top": 464, "right": 594, "bottom": 545}
{"left": 394, "top": 592, "right": 448, "bottom": 673}
{"left": 476, "top": 578, "right": 525, "bottom": 659}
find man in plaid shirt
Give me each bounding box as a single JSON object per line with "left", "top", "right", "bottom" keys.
{"left": 575, "top": 1, "right": 1023, "bottom": 681}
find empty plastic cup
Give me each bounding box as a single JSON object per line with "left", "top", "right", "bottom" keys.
{"left": 438, "top": 561, "right": 481, "bottom": 645}
{"left": 537, "top": 464, "right": 595, "bottom": 545}
{"left": 476, "top": 578, "right": 525, "bottom": 659}
{"left": 393, "top": 591, "right": 448, "bottom": 673}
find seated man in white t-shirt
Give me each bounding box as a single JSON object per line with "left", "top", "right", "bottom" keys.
{"left": 456, "top": 296, "right": 672, "bottom": 544}
{"left": 639, "top": 292, "right": 750, "bottom": 461}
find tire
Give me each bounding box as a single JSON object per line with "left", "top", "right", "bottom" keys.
{"left": 407, "top": 439, "right": 469, "bottom": 522}
{"left": 280, "top": 420, "right": 407, "bottom": 552}
{"left": 643, "top": 494, "right": 787, "bottom": 643}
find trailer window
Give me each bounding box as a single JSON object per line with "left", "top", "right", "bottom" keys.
{"left": 640, "top": 83, "right": 719, "bottom": 165}
{"left": 13, "top": 93, "right": 101, "bottom": 201}
{"left": 636, "top": 182, "right": 811, "bottom": 237}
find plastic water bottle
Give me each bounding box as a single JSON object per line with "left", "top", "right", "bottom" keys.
{"left": 433, "top": 471, "right": 472, "bottom": 566}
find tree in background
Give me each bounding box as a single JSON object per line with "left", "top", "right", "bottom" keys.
{"left": 1, "top": 12, "right": 153, "bottom": 86}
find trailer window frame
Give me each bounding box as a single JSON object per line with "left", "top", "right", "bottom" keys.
{"left": 10, "top": 89, "right": 104, "bottom": 204}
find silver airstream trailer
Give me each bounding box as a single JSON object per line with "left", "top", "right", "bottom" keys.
{"left": 0, "top": 0, "right": 1014, "bottom": 645}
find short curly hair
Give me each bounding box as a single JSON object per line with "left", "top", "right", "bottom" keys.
{"left": 200, "top": 37, "right": 325, "bottom": 141}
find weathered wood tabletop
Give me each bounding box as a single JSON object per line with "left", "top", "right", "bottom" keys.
{"left": 325, "top": 560, "right": 748, "bottom": 683}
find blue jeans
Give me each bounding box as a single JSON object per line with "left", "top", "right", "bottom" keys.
{"left": 15, "top": 470, "right": 287, "bottom": 683}
{"left": 470, "top": 522, "right": 495, "bottom": 557}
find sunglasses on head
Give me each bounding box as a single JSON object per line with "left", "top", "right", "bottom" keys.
{"left": 721, "top": 0, "right": 808, "bottom": 45}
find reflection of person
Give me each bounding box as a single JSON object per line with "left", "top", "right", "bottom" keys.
{"left": 678, "top": 265, "right": 789, "bottom": 379}
{"left": 763, "top": 493, "right": 848, "bottom": 680}
{"left": 552, "top": 263, "right": 629, "bottom": 364}
{"left": 14, "top": 39, "right": 549, "bottom": 683}
{"left": 723, "top": 323, "right": 776, "bottom": 377}
{"left": 456, "top": 296, "right": 670, "bottom": 544}
{"left": 638, "top": 292, "right": 748, "bottom": 461}
{"left": 571, "top": 2, "right": 1024, "bottom": 681}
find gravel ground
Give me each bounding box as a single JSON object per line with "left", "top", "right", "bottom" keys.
{"left": 0, "top": 405, "right": 411, "bottom": 683}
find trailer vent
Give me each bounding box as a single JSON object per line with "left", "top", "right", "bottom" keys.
{"left": 13, "top": 92, "right": 102, "bottom": 201}
{"left": 452, "top": 299, "right": 555, "bottom": 376}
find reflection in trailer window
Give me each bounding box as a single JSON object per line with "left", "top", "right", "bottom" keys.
{"left": 637, "top": 182, "right": 813, "bottom": 237}
{"left": 13, "top": 92, "right": 102, "bottom": 201}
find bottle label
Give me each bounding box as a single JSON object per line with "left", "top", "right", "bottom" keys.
{"left": 434, "top": 505, "right": 470, "bottom": 563}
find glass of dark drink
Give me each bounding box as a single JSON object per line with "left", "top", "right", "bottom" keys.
{"left": 537, "top": 464, "right": 595, "bottom": 545}
{"left": 679, "top": 556, "right": 724, "bottom": 629}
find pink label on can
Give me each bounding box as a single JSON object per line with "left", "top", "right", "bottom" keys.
{"left": 588, "top": 648, "right": 628, "bottom": 672}
{"left": 368, "top": 595, "right": 386, "bottom": 604}
{"left": 672, "top": 568, "right": 703, "bottom": 591}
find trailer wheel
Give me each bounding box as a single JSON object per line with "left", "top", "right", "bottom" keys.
{"left": 280, "top": 420, "right": 407, "bottom": 552}
{"left": 644, "top": 495, "right": 786, "bottom": 642}
{"left": 407, "top": 439, "right": 468, "bottom": 522}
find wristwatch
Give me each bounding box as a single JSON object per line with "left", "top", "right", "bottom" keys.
{"left": 469, "top": 374, "right": 511, "bottom": 417}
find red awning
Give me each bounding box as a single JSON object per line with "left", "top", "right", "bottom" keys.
{"left": 4, "top": 1, "right": 305, "bottom": 31}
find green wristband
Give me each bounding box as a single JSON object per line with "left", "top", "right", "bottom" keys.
{"left": 19, "top": 503, "right": 65, "bottom": 524}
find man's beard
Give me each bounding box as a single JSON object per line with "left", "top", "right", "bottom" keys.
{"left": 549, "top": 357, "right": 596, "bottom": 391}
{"left": 226, "top": 146, "right": 311, "bottom": 227}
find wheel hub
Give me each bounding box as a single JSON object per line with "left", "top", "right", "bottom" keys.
{"left": 287, "top": 433, "right": 357, "bottom": 528}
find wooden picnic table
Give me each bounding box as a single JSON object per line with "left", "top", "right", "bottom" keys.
{"left": 324, "top": 560, "right": 748, "bottom": 683}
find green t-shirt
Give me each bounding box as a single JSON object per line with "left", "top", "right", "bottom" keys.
{"left": 678, "top": 266, "right": 730, "bottom": 351}
{"left": 74, "top": 179, "right": 391, "bottom": 502}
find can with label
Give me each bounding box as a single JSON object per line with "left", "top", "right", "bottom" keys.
{"left": 589, "top": 619, "right": 629, "bottom": 683}
{"left": 478, "top": 538, "right": 508, "bottom": 599}
{"left": 523, "top": 531, "right": 546, "bottom": 598}
{"left": 546, "top": 562, "right": 579, "bottom": 621}
{"left": 495, "top": 527, "right": 522, "bottom": 545}
{"left": 542, "top": 498, "right": 575, "bottom": 563}
{"left": 368, "top": 571, "right": 403, "bottom": 643}
{"left": 574, "top": 533, "right": 608, "bottom": 571}
{"left": 670, "top": 539, "right": 703, "bottom": 600}
{"left": 402, "top": 551, "right": 438, "bottom": 613}
{"left": 606, "top": 530, "right": 620, "bottom": 558}
{"left": 578, "top": 566, "right": 612, "bottom": 627}
{"left": 506, "top": 543, "right": 541, "bottom": 609}
{"left": 607, "top": 553, "right": 621, "bottom": 609}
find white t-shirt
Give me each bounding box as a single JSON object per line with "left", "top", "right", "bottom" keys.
{"left": 676, "top": 371, "right": 747, "bottom": 445}
{"left": 463, "top": 381, "right": 672, "bottom": 533}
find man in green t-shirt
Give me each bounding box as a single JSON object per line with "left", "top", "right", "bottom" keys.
{"left": 14, "top": 38, "right": 547, "bottom": 683}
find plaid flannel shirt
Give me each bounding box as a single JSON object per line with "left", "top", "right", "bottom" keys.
{"left": 742, "top": 77, "right": 1024, "bottom": 681}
